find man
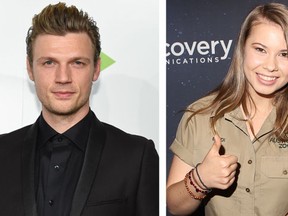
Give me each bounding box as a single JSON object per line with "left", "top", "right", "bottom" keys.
{"left": 0, "top": 2, "right": 158, "bottom": 216}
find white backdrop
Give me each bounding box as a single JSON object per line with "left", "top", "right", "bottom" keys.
{"left": 0, "top": 0, "right": 159, "bottom": 151}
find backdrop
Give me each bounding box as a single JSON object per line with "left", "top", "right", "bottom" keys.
{"left": 0, "top": 0, "right": 159, "bottom": 151}
{"left": 166, "top": 0, "right": 287, "bottom": 215}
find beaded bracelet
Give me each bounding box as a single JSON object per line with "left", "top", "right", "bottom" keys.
{"left": 195, "top": 163, "right": 212, "bottom": 193}
{"left": 184, "top": 172, "right": 206, "bottom": 200}
{"left": 188, "top": 169, "right": 210, "bottom": 194}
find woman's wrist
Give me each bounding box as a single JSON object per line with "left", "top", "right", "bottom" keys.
{"left": 183, "top": 166, "right": 212, "bottom": 201}
{"left": 194, "top": 163, "right": 212, "bottom": 192}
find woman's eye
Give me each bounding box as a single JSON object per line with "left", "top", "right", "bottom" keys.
{"left": 255, "top": 47, "right": 265, "bottom": 53}
{"left": 280, "top": 52, "right": 288, "bottom": 58}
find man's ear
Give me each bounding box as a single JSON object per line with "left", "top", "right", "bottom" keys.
{"left": 92, "top": 58, "right": 101, "bottom": 82}
{"left": 26, "top": 57, "right": 34, "bottom": 81}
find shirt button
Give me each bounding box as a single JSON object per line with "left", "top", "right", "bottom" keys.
{"left": 283, "top": 170, "right": 288, "bottom": 175}
{"left": 248, "top": 160, "right": 252, "bottom": 164}
{"left": 57, "top": 137, "right": 63, "bottom": 142}
{"left": 245, "top": 188, "right": 250, "bottom": 193}
{"left": 48, "top": 200, "right": 54, "bottom": 206}
{"left": 54, "top": 165, "right": 60, "bottom": 170}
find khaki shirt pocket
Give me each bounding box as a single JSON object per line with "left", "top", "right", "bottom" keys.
{"left": 260, "top": 156, "right": 288, "bottom": 215}
{"left": 261, "top": 156, "right": 288, "bottom": 178}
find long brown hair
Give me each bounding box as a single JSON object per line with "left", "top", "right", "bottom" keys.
{"left": 187, "top": 3, "right": 288, "bottom": 141}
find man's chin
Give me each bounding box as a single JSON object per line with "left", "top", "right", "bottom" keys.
{"left": 45, "top": 106, "right": 81, "bottom": 117}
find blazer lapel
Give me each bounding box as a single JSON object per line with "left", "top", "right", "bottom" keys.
{"left": 70, "top": 113, "right": 106, "bottom": 216}
{"left": 22, "top": 123, "right": 38, "bottom": 216}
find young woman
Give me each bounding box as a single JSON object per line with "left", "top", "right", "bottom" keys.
{"left": 167, "top": 3, "right": 288, "bottom": 216}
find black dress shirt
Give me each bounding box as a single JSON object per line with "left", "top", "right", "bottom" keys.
{"left": 35, "top": 111, "right": 92, "bottom": 216}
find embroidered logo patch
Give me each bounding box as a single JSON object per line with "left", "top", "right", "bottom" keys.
{"left": 269, "top": 137, "right": 288, "bottom": 149}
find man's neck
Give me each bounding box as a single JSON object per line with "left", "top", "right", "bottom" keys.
{"left": 41, "top": 108, "right": 90, "bottom": 133}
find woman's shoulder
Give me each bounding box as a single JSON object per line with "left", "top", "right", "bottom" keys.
{"left": 187, "top": 94, "right": 216, "bottom": 111}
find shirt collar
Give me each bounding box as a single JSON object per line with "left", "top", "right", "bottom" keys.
{"left": 223, "top": 105, "right": 276, "bottom": 136}
{"left": 223, "top": 105, "right": 276, "bottom": 122}
{"left": 37, "top": 110, "right": 93, "bottom": 152}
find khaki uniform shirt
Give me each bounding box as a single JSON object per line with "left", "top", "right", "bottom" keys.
{"left": 170, "top": 96, "right": 288, "bottom": 216}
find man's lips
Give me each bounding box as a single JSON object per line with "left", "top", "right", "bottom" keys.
{"left": 52, "top": 91, "right": 75, "bottom": 99}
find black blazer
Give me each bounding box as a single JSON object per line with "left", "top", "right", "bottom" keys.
{"left": 0, "top": 113, "right": 159, "bottom": 216}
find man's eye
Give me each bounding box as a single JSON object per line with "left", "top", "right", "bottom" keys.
{"left": 72, "top": 61, "right": 87, "bottom": 68}
{"left": 43, "top": 60, "right": 54, "bottom": 65}
{"left": 75, "top": 61, "right": 85, "bottom": 65}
